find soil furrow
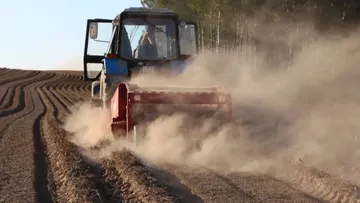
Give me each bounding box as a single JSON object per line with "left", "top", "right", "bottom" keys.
{"left": 76, "top": 82, "right": 91, "bottom": 99}
{"left": 0, "top": 71, "right": 61, "bottom": 202}
{"left": 0, "top": 71, "right": 54, "bottom": 116}
{"left": 61, "top": 72, "right": 76, "bottom": 81}
{"left": 0, "top": 70, "right": 40, "bottom": 106}
{"left": 0, "top": 69, "right": 37, "bottom": 85}
{"left": 48, "top": 83, "right": 73, "bottom": 111}
{"left": 0, "top": 67, "right": 9, "bottom": 72}
{"left": 55, "top": 82, "right": 78, "bottom": 106}
{"left": 54, "top": 74, "right": 79, "bottom": 102}
{"left": 38, "top": 84, "right": 100, "bottom": 203}
{"left": 68, "top": 74, "right": 78, "bottom": 81}
{"left": 160, "top": 165, "right": 321, "bottom": 203}
{"left": 0, "top": 88, "right": 49, "bottom": 202}
{"left": 288, "top": 165, "right": 360, "bottom": 203}
{"left": 56, "top": 80, "right": 89, "bottom": 105}
{"left": 0, "top": 72, "right": 59, "bottom": 138}
{"left": 102, "top": 150, "right": 202, "bottom": 203}
{"left": 72, "top": 82, "right": 82, "bottom": 93}
{"left": 73, "top": 81, "right": 90, "bottom": 98}
{"left": 60, "top": 82, "right": 79, "bottom": 104}
{"left": 0, "top": 68, "right": 14, "bottom": 77}
{"left": 33, "top": 88, "right": 56, "bottom": 203}
{"left": 0, "top": 93, "right": 37, "bottom": 141}
{"left": 38, "top": 83, "right": 127, "bottom": 203}
{"left": 73, "top": 74, "right": 83, "bottom": 81}
{"left": 83, "top": 82, "right": 92, "bottom": 93}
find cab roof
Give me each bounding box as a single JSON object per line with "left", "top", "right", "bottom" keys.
{"left": 113, "top": 7, "right": 177, "bottom": 24}
{"left": 123, "top": 7, "right": 175, "bottom": 14}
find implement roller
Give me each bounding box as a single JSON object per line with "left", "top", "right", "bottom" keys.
{"left": 110, "top": 83, "right": 232, "bottom": 142}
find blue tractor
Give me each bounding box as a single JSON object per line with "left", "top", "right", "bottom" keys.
{"left": 82, "top": 7, "right": 232, "bottom": 142}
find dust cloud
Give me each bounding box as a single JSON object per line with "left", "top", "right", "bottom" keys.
{"left": 63, "top": 103, "right": 114, "bottom": 149}
{"left": 55, "top": 59, "right": 83, "bottom": 71}
{"left": 63, "top": 21, "right": 360, "bottom": 187}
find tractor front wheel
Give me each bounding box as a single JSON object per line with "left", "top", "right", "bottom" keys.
{"left": 89, "top": 98, "right": 103, "bottom": 108}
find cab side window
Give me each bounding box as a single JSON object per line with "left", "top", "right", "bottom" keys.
{"left": 108, "top": 27, "right": 119, "bottom": 55}
{"left": 179, "top": 24, "right": 197, "bottom": 56}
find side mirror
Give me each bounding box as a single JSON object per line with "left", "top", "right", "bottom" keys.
{"left": 89, "top": 22, "right": 98, "bottom": 39}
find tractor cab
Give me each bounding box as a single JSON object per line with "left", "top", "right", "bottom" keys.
{"left": 83, "top": 7, "right": 198, "bottom": 81}
{"left": 83, "top": 7, "right": 199, "bottom": 106}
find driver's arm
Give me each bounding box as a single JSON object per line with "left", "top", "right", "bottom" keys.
{"left": 141, "top": 32, "right": 155, "bottom": 45}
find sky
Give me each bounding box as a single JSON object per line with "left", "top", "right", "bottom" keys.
{"left": 0, "top": 0, "right": 142, "bottom": 70}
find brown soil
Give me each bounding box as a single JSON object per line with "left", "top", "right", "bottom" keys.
{"left": 0, "top": 67, "right": 358, "bottom": 203}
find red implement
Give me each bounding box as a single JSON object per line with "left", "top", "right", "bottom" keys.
{"left": 110, "top": 82, "right": 232, "bottom": 139}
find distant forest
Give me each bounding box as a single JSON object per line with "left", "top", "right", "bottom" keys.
{"left": 141, "top": 0, "right": 360, "bottom": 68}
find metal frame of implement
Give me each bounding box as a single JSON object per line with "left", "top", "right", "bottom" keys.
{"left": 110, "top": 82, "right": 232, "bottom": 139}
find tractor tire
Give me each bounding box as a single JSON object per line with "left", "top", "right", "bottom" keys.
{"left": 90, "top": 98, "right": 103, "bottom": 108}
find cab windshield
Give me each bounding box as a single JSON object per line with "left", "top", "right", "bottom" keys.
{"left": 121, "top": 17, "right": 177, "bottom": 60}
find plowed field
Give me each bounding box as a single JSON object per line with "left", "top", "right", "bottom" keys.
{"left": 1, "top": 67, "right": 359, "bottom": 203}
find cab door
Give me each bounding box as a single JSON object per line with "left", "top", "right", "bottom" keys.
{"left": 172, "top": 21, "right": 199, "bottom": 73}
{"left": 83, "top": 18, "right": 113, "bottom": 81}
{"left": 178, "top": 21, "right": 199, "bottom": 56}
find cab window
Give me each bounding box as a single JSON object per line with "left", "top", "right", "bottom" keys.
{"left": 179, "top": 24, "right": 197, "bottom": 56}
{"left": 120, "top": 17, "right": 177, "bottom": 60}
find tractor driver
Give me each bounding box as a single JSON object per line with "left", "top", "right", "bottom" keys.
{"left": 134, "top": 25, "right": 158, "bottom": 59}
{"left": 141, "top": 25, "right": 156, "bottom": 45}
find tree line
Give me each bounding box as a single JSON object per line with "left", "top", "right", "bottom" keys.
{"left": 141, "top": 0, "right": 360, "bottom": 68}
